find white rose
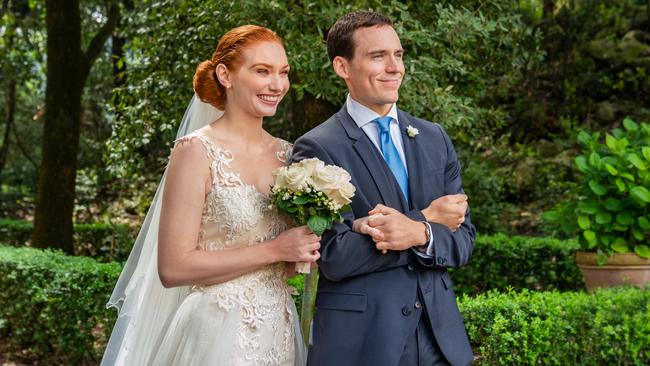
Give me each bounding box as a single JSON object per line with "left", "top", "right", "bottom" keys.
{"left": 296, "top": 158, "right": 325, "bottom": 176}
{"left": 328, "top": 182, "right": 355, "bottom": 209}
{"left": 313, "top": 165, "right": 349, "bottom": 191}
{"left": 284, "top": 166, "right": 311, "bottom": 192}
{"left": 271, "top": 166, "right": 289, "bottom": 190}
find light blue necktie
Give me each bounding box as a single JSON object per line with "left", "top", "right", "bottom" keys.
{"left": 373, "top": 116, "right": 409, "bottom": 201}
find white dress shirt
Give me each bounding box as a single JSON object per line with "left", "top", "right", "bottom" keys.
{"left": 345, "top": 95, "right": 434, "bottom": 256}
{"left": 346, "top": 95, "right": 408, "bottom": 174}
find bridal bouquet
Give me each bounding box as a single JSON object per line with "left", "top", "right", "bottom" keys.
{"left": 270, "top": 158, "right": 355, "bottom": 273}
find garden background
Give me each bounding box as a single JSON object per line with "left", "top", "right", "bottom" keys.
{"left": 0, "top": 0, "right": 649, "bottom": 365}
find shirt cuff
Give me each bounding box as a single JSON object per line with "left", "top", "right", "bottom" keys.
{"left": 414, "top": 222, "right": 434, "bottom": 258}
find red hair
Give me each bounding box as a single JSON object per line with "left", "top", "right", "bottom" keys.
{"left": 193, "top": 25, "right": 283, "bottom": 110}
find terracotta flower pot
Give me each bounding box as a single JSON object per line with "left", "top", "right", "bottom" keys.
{"left": 575, "top": 251, "right": 650, "bottom": 292}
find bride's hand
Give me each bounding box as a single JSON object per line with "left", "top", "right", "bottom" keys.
{"left": 269, "top": 226, "right": 321, "bottom": 263}
{"left": 352, "top": 214, "right": 383, "bottom": 239}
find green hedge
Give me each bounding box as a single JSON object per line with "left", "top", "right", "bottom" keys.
{"left": 461, "top": 288, "right": 650, "bottom": 365}
{"left": 0, "top": 219, "right": 584, "bottom": 293}
{"left": 0, "top": 219, "right": 136, "bottom": 262}
{"left": 0, "top": 245, "right": 121, "bottom": 365}
{"left": 450, "top": 234, "right": 584, "bottom": 295}
{"left": 1, "top": 245, "right": 648, "bottom": 365}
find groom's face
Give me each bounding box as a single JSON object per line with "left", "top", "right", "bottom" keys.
{"left": 336, "top": 25, "right": 404, "bottom": 115}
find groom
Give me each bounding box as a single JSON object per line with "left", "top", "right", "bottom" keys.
{"left": 292, "top": 11, "right": 475, "bottom": 366}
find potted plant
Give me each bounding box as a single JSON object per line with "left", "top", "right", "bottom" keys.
{"left": 544, "top": 117, "right": 650, "bottom": 291}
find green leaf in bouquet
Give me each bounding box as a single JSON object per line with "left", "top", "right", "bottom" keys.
{"left": 340, "top": 204, "right": 352, "bottom": 213}
{"left": 292, "top": 195, "right": 309, "bottom": 205}
{"left": 307, "top": 215, "right": 331, "bottom": 236}
{"left": 308, "top": 207, "right": 317, "bottom": 216}
{"left": 286, "top": 206, "right": 298, "bottom": 213}
{"left": 634, "top": 245, "right": 650, "bottom": 259}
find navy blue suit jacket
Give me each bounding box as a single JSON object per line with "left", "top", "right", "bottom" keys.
{"left": 292, "top": 107, "right": 475, "bottom": 366}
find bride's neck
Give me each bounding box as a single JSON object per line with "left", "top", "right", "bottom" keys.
{"left": 219, "top": 107, "right": 266, "bottom": 143}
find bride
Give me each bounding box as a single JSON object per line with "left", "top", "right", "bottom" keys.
{"left": 101, "top": 25, "right": 318, "bottom": 365}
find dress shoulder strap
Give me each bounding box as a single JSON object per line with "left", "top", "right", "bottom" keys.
{"left": 276, "top": 138, "right": 293, "bottom": 165}
{"left": 174, "top": 131, "right": 242, "bottom": 187}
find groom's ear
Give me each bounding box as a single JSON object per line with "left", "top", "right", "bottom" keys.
{"left": 332, "top": 56, "right": 349, "bottom": 80}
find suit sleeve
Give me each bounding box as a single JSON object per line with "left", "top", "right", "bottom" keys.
{"left": 292, "top": 135, "right": 410, "bottom": 282}
{"left": 406, "top": 124, "right": 475, "bottom": 269}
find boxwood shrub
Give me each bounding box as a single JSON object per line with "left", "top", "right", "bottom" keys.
{"left": 450, "top": 233, "right": 584, "bottom": 295}
{"left": 461, "top": 288, "right": 650, "bottom": 365}
{"left": 0, "top": 219, "right": 136, "bottom": 262}
{"left": 0, "top": 245, "right": 121, "bottom": 365}
{"left": 1, "top": 245, "right": 647, "bottom": 365}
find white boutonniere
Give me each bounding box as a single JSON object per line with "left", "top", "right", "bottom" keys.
{"left": 406, "top": 125, "right": 419, "bottom": 138}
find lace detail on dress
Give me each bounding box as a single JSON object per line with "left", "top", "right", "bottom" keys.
{"left": 277, "top": 139, "right": 293, "bottom": 165}
{"left": 172, "top": 131, "right": 295, "bottom": 365}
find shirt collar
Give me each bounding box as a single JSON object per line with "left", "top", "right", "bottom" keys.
{"left": 346, "top": 94, "right": 399, "bottom": 128}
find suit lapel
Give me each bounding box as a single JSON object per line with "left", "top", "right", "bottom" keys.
{"left": 398, "top": 110, "right": 424, "bottom": 210}
{"left": 336, "top": 108, "right": 403, "bottom": 209}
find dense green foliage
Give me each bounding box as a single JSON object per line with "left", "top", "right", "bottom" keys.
{"left": 105, "top": 0, "right": 540, "bottom": 213}
{"left": 0, "top": 219, "right": 137, "bottom": 262}
{"left": 0, "top": 245, "right": 121, "bottom": 365}
{"left": 545, "top": 118, "right": 650, "bottom": 259}
{"left": 460, "top": 0, "right": 650, "bottom": 234}
{"left": 450, "top": 234, "right": 584, "bottom": 295}
{"left": 461, "top": 288, "right": 650, "bottom": 365}
{"left": 1, "top": 245, "right": 646, "bottom": 365}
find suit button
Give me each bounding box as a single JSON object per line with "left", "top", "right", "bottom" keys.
{"left": 401, "top": 307, "right": 411, "bottom": 316}
{"left": 414, "top": 301, "right": 422, "bottom": 309}
{"left": 407, "top": 264, "right": 415, "bottom": 271}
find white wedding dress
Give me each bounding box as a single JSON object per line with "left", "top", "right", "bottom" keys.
{"left": 147, "top": 131, "right": 304, "bottom": 365}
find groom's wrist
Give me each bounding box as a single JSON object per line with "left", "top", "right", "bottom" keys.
{"left": 409, "top": 220, "right": 429, "bottom": 248}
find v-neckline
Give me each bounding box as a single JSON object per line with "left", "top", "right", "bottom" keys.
{"left": 194, "top": 131, "right": 286, "bottom": 197}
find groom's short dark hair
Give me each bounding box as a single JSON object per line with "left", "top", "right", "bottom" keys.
{"left": 326, "top": 11, "right": 393, "bottom": 62}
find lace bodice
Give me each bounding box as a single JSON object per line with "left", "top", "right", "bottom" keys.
{"left": 171, "top": 131, "right": 297, "bottom": 366}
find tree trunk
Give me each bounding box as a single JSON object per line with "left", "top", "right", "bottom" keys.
{"left": 33, "top": 0, "right": 118, "bottom": 252}
{"left": 33, "top": 0, "right": 83, "bottom": 253}
{"left": 0, "top": 79, "right": 16, "bottom": 178}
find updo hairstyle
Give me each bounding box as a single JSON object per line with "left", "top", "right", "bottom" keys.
{"left": 193, "top": 25, "right": 283, "bottom": 110}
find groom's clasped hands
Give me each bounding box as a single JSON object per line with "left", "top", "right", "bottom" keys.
{"left": 353, "top": 194, "right": 468, "bottom": 254}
